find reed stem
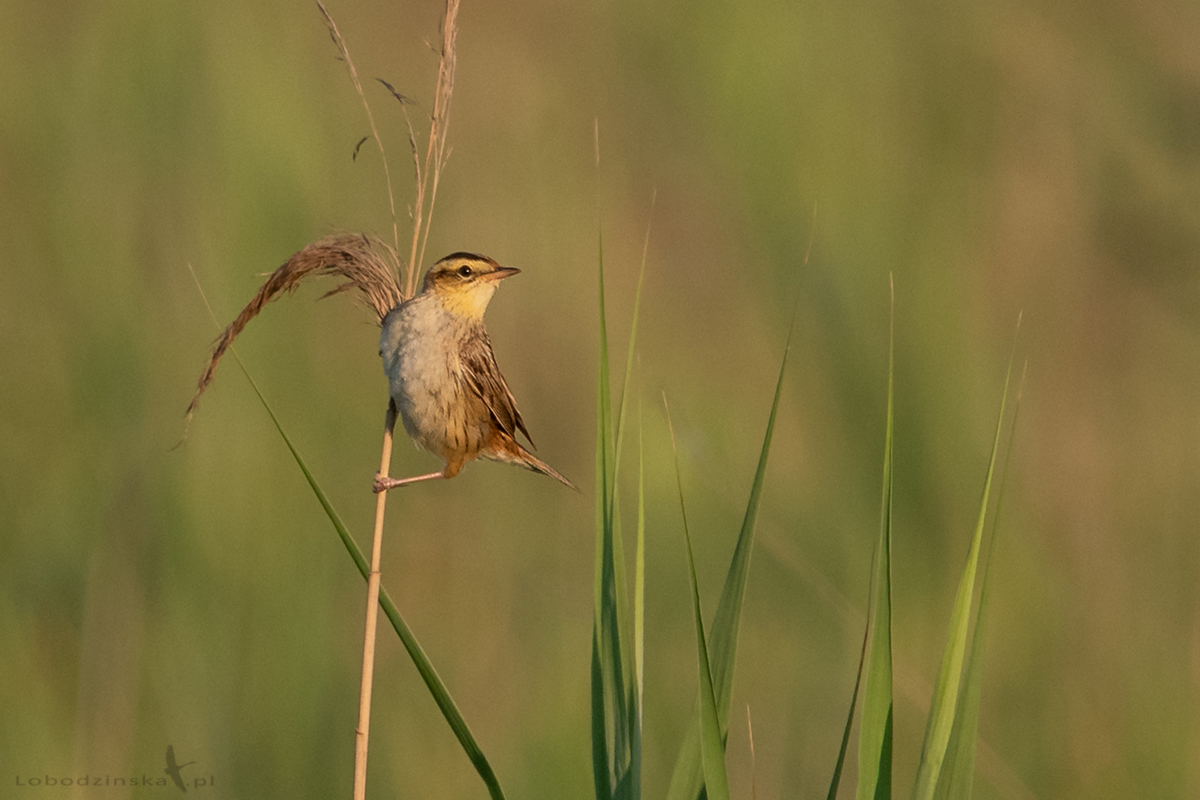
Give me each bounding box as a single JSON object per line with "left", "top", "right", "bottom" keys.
{"left": 353, "top": 401, "right": 398, "bottom": 800}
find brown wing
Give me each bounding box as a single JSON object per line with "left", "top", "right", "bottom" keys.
{"left": 460, "top": 331, "right": 536, "bottom": 448}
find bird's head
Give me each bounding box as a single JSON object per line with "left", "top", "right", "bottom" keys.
{"left": 422, "top": 253, "right": 520, "bottom": 320}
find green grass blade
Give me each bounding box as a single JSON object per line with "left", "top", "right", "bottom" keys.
{"left": 231, "top": 355, "right": 506, "bottom": 800}
{"left": 931, "top": 547, "right": 991, "bottom": 800}
{"left": 931, "top": 605, "right": 986, "bottom": 800}
{"left": 613, "top": 769, "right": 634, "bottom": 800}
{"left": 611, "top": 209, "right": 651, "bottom": 768}
{"left": 592, "top": 626, "right": 613, "bottom": 800}
{"left": 610, "top": 503, "right": 633, "bottom": 770}
{"left": 911, "top": 336, "right": 1018, "bottom": 800}
{"left": 664, "top": 704, "right": 705, "bottom": 800}
{"left": 934, "top": 361, "right": 1025, "bottom": 800}
{"left": 635, "top": 397, "right": 646, "bottom": 707}
{"left": 826, "top": 615, "right": 871, "bottom": 800}
{"left": 665, "top": 291, "right": 798, "bottom": 800}
{"left": 596, "top": 225, "right": 613, "bottom": 539}
{"left": 593, "top": 220, "right": 619, "bottom": 799}
{"left": 610, "top": 197, "right": 653, "bottom": 501}
{"left": 666, "top": 401, "right": 732, "bottom": 800}
{"left": 709, "top": 307, "right": 791, "bottom": 708}
{"left": 593, "top": 206, "right": 644, "bottom": 799}
{"left": 611, "top": 512, "right": 634, "bottom": 799}
{"left": 608, "top": 208, "right": 651, "bottom": 793}
{"left": 630, "top": 395, "right": 646, "bottom": 800}
{"left": 856, "top": 282, "right": 895, "bottom": 800}
{"left": 686, "top": 522, "right": 732, "bottom": 800}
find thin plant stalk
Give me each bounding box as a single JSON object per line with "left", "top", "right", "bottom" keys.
{"left": 856, "top": 275, "right": 895, "bottom": 800}
{"left": 408, "top": 0, "right": 460, "bottom": 298}
{"left": 353, "top": 404, "right": 398, "bottom": 800}
{"left": 664, "top": 395, "right": 732, "bottom": 800}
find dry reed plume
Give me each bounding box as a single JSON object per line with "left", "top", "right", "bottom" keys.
{"left": 185, "top": 234, "right": 402, "bottom": 424}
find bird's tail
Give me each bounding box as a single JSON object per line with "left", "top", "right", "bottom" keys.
{"left": 186, "top": 233, "right": 405, "bottom": 428}
{"left": 485, "top": 435, "right": 578, "bottom": 491}
{"left": 523, "top": 452, "right": 578, "bottom": 492}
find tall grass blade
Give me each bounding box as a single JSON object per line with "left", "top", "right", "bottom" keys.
{"left": 856, "top": 280, "right": 895, "bottom": 800}
{"left": 592, "top": 146, "right": 652, "bottom": 800}
{"left": 932, "top": 362, "right": 1025, "bottom": 800}
{"left": 593, "top": 217, "right": 618, "bottom": 800}
{"left": 631, "top": 395, "right": 646, "bottom": 799}
{"left": 635, "top": 401, "right": 646, "bottom": 703}
{"left": 911, "top": 328, "right": 1019, "bottom": 800}
{"left": 666, "top": 400, "right": 732, "bottom": 800}
{"left": 609, "top": 493, "right": 633, "bottom": 795}
{"left": 591, "top": 189, "right": 642, "bottom": 800}
{"left": 231, "top": 355, "right": 506, "bottom": 800}
{"left": 610, "top": 195, "right": 653, "bottom": 496}
{"left": 592, "top": 636, "right": 613, "bottom": 800}
{"left": 612, "top": 210, "right": 651, "bottom": 770}
{"left": 665, "top": 276, "right": 800, "bottom": 800}
{"left": 825, "top": 618, "right": 871, "bottom": 800}
{"left": 610, "top": 207, "right": 652, "bottom": 800}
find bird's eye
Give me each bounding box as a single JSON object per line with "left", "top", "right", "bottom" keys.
{"left": 457, "top": 265, "right": 473, "bottom": 277}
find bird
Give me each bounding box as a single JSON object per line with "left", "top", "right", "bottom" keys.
{"left": 185, "top": 235, "right": 573, "bottom": 491}
{"left": 373, "top": 252, "right": 576, "bottom": 492}
{"left": 163, "top": 746, "right": 196, "bottom": 793}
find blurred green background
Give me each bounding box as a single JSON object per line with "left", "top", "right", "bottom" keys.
{"left": 3, "top": 0, "right": 1199, "bottom": 797}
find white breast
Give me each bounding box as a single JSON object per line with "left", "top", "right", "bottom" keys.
{"left": 380, "top": 296, "right": 463, "bottom": 454}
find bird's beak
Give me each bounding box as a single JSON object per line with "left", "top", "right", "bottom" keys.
{"left": 485, "top": 266, "right": 521, "bottom": 282}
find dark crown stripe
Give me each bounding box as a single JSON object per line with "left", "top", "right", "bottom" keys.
{"left": 437, "top": 251, "right": 493, "bottom": 264}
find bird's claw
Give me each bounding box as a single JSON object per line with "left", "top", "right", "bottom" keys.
{"left": 372, "top": 472, "right": 391, "bottom": 494}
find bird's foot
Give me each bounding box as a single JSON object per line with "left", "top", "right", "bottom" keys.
{"left": 373, "top": 470, "right": 448, "bottom": 493}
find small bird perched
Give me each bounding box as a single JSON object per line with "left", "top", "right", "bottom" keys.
{"left": 185, "top": 235, "right": 573, "bottom": 492}
{"left": 375, "top": 252, "right": 575, "bottom": 491}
